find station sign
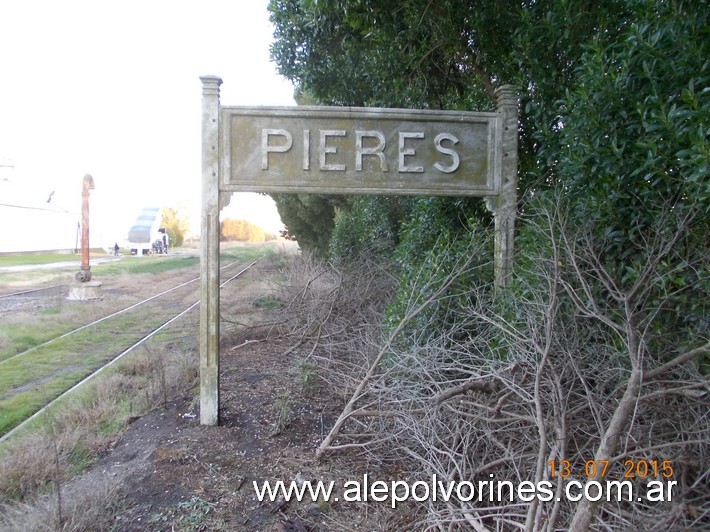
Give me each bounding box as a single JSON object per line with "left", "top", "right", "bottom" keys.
{"left": 199, "top": 76, "right": 518, "bottom": 427}
{"left": 221, "top": 106, "right": 501, "bottom": 196}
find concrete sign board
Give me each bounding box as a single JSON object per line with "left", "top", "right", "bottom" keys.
{"left": 221, "top": 107, "right": 501, "bottom": 196}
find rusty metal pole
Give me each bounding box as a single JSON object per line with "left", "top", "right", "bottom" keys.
{"left": 76, "top": 174, "right": 95, "bottom": 282}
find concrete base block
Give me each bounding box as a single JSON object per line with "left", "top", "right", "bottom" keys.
{"left": 67, "top": 280, "right": 103, "bottom": 301}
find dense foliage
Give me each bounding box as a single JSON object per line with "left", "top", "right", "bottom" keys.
{"left": 270, "top": 193, "right": 347, "bottom": 254}
{"left": 267, "top": 0, "right": 708, "bottom": 527}
{"left": 554, "top": 1, "right": 709, "bottom": 356}
{"left": 268, "top": 0, "right": 707, "bottom": 331}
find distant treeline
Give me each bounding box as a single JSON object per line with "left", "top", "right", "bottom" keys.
{"left": 220, "top": 218, "right": 277, "bottom": 243}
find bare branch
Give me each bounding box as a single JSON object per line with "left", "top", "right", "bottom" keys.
{"left": 644, "top": 342, "right": 710, "bottom": 380}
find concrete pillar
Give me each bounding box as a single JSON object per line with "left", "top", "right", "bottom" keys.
{"left": 493, "top": 86, "right": 519, "bottom": 288}
{"left": 199, "top": 76, "right": 222, "bottom": 425}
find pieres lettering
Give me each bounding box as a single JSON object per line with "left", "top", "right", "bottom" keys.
{"left": 261, "top": 128, "right": 460, "bottom": 174}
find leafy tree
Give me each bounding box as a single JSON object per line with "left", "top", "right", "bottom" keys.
{"left": 161, "top": 207, "right": 189, "bottom": 248}
{"left": 328, "top": 195, "right": 411, "bottom": 261}
{"left": 269, "top": 0, "right": 708, "bottom": 343}
{"left": 552, "top": 0, "right": 709, "bottom": 355}
{"left": 270, "top": 193, "right": 347, "bottom": 255}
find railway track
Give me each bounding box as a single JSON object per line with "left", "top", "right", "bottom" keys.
{"left": 0, "top": 259, "right": 242, "bottom": 365}
{"left": 0, "top": 257, "right": 261, "bottom": 444}
{"left": 0, "top": 283, "right": 69, "bottom": 300}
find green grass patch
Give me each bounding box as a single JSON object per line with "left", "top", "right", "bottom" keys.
{"left": 0, "top": 369, "right": 88, "bottom": 435}
{"left": 0, "top": 319, "right": 76, "bottom": 361}
{"left": 220, "top": 243, "right": 276, "bottom": 263}
{"left": 0, "top": 307, "right": 182, "bottom": 436}
{"left": 0, "top": 252, "right": 79, "bottom": 267}
{"left": 253, "top": 295, "right": 283, "bottom": 309}
{"left": 92, "top": 255, "right": 199, "bottom": 276}
{"left": 0, "top": 297, "right": 128, "bottom": 362}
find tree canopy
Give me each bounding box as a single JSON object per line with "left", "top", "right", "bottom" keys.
{"left": 268, "top": 0, "right": 707, "bottom": 275}
{"left": 267, "top": 0, "right": 708, "bottom": 348}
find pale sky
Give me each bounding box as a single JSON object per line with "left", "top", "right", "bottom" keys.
{"left": 0, "top": 0, "right": 294, "bottom": 241}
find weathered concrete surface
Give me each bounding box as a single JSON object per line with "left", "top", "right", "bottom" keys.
{"left": 199, "top": 75, "right": 222, "bottom": 426}
{"left": 67, "top": 280, "right": 103, "bottom": 301}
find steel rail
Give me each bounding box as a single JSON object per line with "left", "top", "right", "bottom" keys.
{"left": 0, "top": 257, "right": 261, "bottom": 446}
{"left": 0, "top": 284, "right": 68, "bottom": 299}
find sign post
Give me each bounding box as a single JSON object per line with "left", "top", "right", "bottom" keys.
{"left": 199, "top": 75, "right": 222, "bottom": 425}
{"left": 199, "top": 75, "right": 518, "bottom": 425}
{"left": 492, "top": 86, "right": 519, "bottom": 288}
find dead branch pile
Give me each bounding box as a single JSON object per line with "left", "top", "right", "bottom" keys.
{"left": 273, "top": 253, "right": 396, "bottom": 400}
{"left": 272, "top": 206, "right": 709, "bottom": 530}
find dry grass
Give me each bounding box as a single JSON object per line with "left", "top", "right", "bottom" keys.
{"left": 0, "top": 475, "right": 120, "bottom": 531}
{"left": 271, "top": 253, "right": 395, "bottom": 400}
{"left": 0, "top": 340, "right": 199, "bottom": 526}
